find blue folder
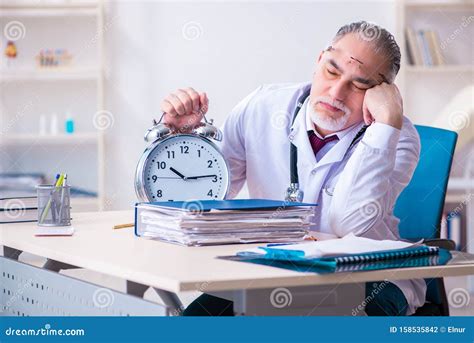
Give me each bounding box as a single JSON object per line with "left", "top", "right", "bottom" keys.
{"left": 136, "top": 199, "right": 318, "bottom": 211}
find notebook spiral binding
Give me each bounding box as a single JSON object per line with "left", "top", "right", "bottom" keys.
{"left": 334, "top": 246, "right": 439, "bottom": 265}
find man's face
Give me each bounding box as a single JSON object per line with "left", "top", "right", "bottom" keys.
{"left": 309, "top": 33, "right": 391, "bottom": 132}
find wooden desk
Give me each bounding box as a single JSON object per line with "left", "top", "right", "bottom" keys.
{"left": 2, "top": 211, "right": 473, "bottom": 316}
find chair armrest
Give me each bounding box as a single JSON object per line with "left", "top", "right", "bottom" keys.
{"left": 423, "top": 238, "right": 456, "bottom": 250}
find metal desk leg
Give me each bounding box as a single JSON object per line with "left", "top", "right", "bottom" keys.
{"left": 3, "top": 246, "right": 22, "bottom": 260}
{"left": 126, "top": 280, "right": 149, "bottom": 298}
{"left": 153, "top": 288, "right": 184, "bottom": 316}
{"left": 43, "top": 259, "right": 78, "bottom": 272}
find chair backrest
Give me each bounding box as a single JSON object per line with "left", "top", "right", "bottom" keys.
{"left": 394, "top": 125, "right": 458, "bottom": 240}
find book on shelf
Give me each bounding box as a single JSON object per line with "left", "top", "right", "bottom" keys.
{"left": 405, "top": 28, "right": 445, "bottom": 67}
{"left": 446, "top": 212, "right": 462, "bottom": 251}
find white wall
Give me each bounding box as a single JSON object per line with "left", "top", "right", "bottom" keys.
{"left": 104, "top": 0, "right": 397, "bottom": 209}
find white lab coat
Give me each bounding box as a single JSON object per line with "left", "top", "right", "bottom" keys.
{"left": 220, "top": 82, "right": 426, "bottom": 315}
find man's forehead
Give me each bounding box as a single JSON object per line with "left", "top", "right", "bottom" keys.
{"left": 325, "top": 46, "right": 388, "bottom": 83}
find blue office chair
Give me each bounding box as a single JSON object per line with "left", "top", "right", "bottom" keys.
{"left": 394, "top": 125, "right": 458, "bottom": 316}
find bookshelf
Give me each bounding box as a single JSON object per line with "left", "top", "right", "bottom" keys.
{"left": 0, "top": 0, "right": 106, "bottom": 211}
{"left": 396, "top": 0, "right": 474, "bottom": 291}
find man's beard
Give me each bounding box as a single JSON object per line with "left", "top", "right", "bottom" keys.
{"left": 309, "top": 96, "right": 351, "bottom": 132}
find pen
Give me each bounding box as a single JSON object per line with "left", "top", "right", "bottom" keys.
{"left": 58, "top": 174, "right": 68, "bottom": 223}
{"left": 113, "top": 223, "right": 134, "bottom": 230}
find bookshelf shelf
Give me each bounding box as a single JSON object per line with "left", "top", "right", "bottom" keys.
{"left": 405, "top": 1, "right": 473, "bottom": 10}
{"left": 405, "top": 65, "right": 474, "bottom": 73}
{"left": 0, "top": 133, "right": 100, "bottom": 146}
{"left": 0, "top": 7, "right": 98, "bottom": 17}
{"left": 0, "top": 69, "right": 100, "bottom": 81}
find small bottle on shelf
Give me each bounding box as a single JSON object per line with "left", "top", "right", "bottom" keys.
{"left": 50, "top": 113, "right": 58, "bottom": 135}
{"left": 65, "top": 112, "right": 75, "bottom": 134}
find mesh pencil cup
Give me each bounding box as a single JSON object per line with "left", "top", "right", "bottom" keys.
{"left": 37, "top": 184, "right": 71, "bottom": 227}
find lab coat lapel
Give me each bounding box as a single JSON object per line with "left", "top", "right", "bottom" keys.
{"left": 288, "top": 106, "right": 316, "bottom": 168}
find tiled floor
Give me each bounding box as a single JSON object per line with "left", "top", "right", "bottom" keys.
{"left": 5, "top": 251, "right": 473, "bottom": 316}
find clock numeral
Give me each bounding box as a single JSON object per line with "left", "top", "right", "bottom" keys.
{"left": 212, "top": 176, "right": 218, "bottom": 183}
{"left": 157, "top": 161, "right": 166, "bottom": 169}
{"left": 197, "top": 150, "right": 201, "bottom": 157}
{"left": 152, "top": 175, "right": 158, "bottom": 183}
{"left": 180, "top": 146, "right": 189, "bottom": 154}
{"left": 207, "top": 160, "right": 213, "bottom": 168}
{"left": 207, "top": 189, "right": 213, "bottom": 197}
{"left": 157, "top": 190, "right": 163, "bottom": 198}
{"left": 167, "top": 151, "right": 175, "bottom": 159}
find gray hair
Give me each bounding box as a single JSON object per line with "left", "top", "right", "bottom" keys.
{"left": 332, "top": 21, "right": 401, "bottom": 82}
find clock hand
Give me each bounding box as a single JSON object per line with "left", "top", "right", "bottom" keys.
{"left": 186, "top": 174, "right": 217, "bottom": 180}
{"left": 153, "top": 177, "right": 183, "bottom": 180}
{"left": 169, "top": 167, "right": 187, "bottom": 180}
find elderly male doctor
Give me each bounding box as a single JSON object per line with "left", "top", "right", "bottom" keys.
{"left": 160, "top": 21, "right": 425, "bottom": 316}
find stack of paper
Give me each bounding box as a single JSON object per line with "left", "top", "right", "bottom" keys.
{"left": 134, "top": 199, "right": 316, "bottom": 246}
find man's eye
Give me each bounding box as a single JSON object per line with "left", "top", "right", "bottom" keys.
{"left": 326, "top": 69, "right": 338, "bottom": 76}
{"left": 353, "top": 84, "right": 369, "bottom": 91}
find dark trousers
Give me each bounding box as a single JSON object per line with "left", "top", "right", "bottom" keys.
{"left": 183, "top": 281, "right": 409, "bottom": 316}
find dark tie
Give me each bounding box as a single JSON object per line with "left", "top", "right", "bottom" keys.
{"left": 308, "top": 131, "right": 339, "bottom": 155}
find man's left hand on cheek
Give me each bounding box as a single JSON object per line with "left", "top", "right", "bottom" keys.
{"left": 362, "top": 82, "right": 403, "bottom": 130}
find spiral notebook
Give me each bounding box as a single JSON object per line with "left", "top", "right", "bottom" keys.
{"left": 220, "top": 234, "right": 450, "bottom": 273}
{"left": 221, "top": 247, "right": 451, "bottom": 274}
{"left": 257, "top": 245, "right": 440, "bottom": 268}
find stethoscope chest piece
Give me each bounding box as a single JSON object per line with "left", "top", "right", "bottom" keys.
{"left": 285, "top": 183, "right": 304, "bottom": 202}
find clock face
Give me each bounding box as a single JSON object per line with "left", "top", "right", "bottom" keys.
{"left": 138, "top": 135, "right": 229, "bottom": 202}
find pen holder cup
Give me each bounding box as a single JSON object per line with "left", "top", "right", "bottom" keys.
{"left": 37, "top": 184, "right": 71, "bottom": 227}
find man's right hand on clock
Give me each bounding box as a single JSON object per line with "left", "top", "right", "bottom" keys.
{"left": 160, "top": 87, "right": 209, "bottom": 132}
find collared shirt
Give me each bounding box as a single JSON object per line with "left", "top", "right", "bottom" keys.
{"left": 303, "top": 96, "right": 358, "bottom": 162}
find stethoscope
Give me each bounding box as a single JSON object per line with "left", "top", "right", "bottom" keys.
{"left": 285, "top": 88, "right": 368, "bottom": 202}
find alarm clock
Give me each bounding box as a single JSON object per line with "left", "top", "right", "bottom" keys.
{"left": 135, "top": 114, "right": 230, "bottom": 202}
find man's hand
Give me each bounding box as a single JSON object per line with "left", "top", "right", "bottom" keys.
{"left": 160, "top": 87, "right": 209, "bottom": 132}
{"left": 362, "top": 82, "right": 403, "bottom": 130}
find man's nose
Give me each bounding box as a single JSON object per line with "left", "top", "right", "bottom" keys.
{"left": 328, "top": 80, "right": 347, "bottom": 102}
